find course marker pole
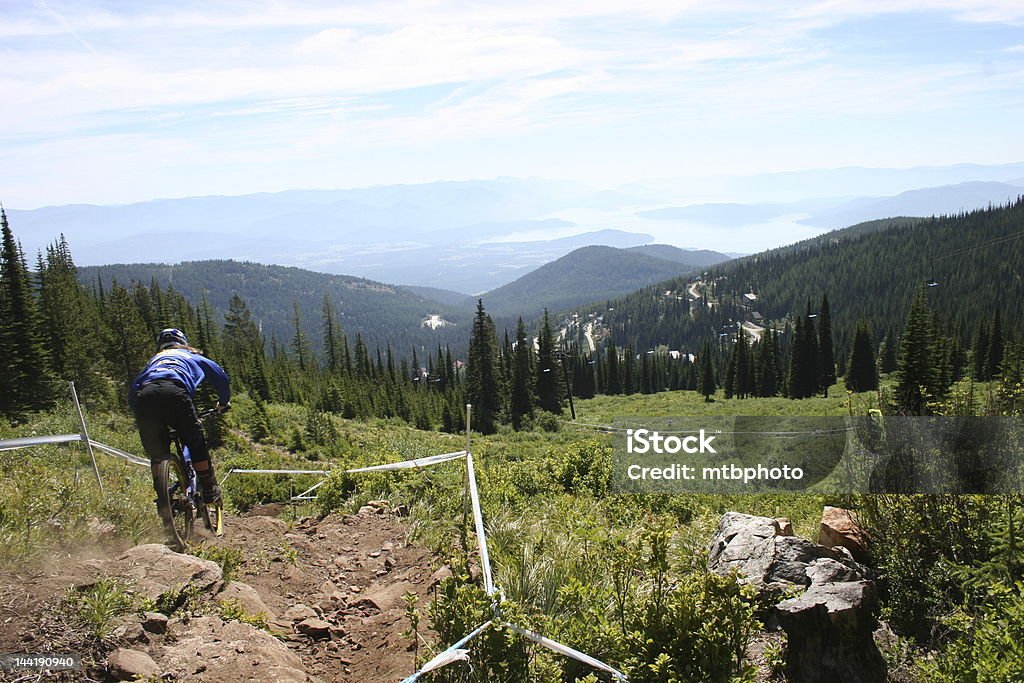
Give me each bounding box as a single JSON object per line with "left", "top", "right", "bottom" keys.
{"left": 69, "top": 381, "right": 103, "bottom": 494}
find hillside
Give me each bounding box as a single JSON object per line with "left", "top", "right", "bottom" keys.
{"left": 624, "top": 244, "right": 732, "bottom": 267}
{"left": 598, "top": 199, "right": 1024, "bottom": 353}
{"left": 80, "top": 261, "right": 467, "bottom": 355}
{"left": 478, "top": 245, "right": 707, "bottom": 319}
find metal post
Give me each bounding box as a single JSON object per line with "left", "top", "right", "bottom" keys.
{"left": 560, "top": 354, "right": 576, "bottom": 420}
{"left": 69, "top": 381, "right": 103, "bottom": 495}
{"left": 461, "top": 404, "right": 472, "bottom": 556}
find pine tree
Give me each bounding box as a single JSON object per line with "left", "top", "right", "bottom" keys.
{"left": 845, "top": 320, "right": 879, "bottom": 392}
{"left": 698, "top": 341, "right": 717, "bottom": 402}
{"left": 895, "top": 288, "right": 938, "bottom": 415}
{"left": 322, "top": 293, "right": 344, "bottom": 375}
{"left": 290, "top": 302, "right": 310, "bottom": 372}
{"left": 0, "top": 208, "right": 54, "bottom": 414}
{"left": 973, "top": 316, "right": 990, "bottom": 381}
{"left": 878, "top": 327, "right": 899, "bottom": 374}
{"left": 535, "top": 310, "right": 564, "bottom": 414}
{"left": 605, "top": 342, "right": 622, "bottom": 395}
{"left": 103, "top": 279, "right": 152, "bottom": 394}
{"left": 817, "top": 294, "right": 836, "bottom": 395}
{"left": 509, "top": 317, "right": 534, "bottom": 428}
{"left": 988, "top": 309, "right": 1004, "bottom": 380}
{"left": 466, "top": 300, "right": 501, "bottom": 434}
{"left": 37, "top": 236, "right": 105, "bottom": 401}
{"left": 622, "top": 345, "right": 636, "bottom": 395}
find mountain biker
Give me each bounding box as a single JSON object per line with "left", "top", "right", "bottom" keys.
{"left": 129, "top": 328, "right": 230, "bottom": 510}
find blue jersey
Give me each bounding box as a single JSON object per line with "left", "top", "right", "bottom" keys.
{"left": 130, "top": 348, "right": 230, "bottom": 407}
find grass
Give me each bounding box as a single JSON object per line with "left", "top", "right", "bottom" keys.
{"left": 573, "top": 383, "right": 881, "bottom": 423}
{"left": 64, "top": 577, "right": 137, "bottom": 639}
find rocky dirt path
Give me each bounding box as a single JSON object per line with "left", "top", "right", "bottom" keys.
{"left": 0, "top": 505, "right": 445, "bottom": 682}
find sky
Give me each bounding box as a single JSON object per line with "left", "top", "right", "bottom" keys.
{"left": 2, "top": 0, "right": 1024, "bottom": 209}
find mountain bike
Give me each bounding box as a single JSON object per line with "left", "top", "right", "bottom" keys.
{"left": 153, "top": 408, "right": 225, "bottom": 551}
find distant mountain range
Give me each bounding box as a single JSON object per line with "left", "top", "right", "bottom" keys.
{"left": 79, "top": 261, "right": 468, "bottom": 357}
{"left": 635, "top": 180, "right": 1024, "bottom": 231}
{"left": 597, "top": 199, "right": 1024, "bottom": 355}
{"left": 479, "top": 245, "right": 731, "bottom": 319}
{"left": 12, "top": 166, "right": 1024, "bottom": 295}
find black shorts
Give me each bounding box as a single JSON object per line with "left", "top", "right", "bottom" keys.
{"left": 133, "top": 379, "right": 211, "bottom": 465}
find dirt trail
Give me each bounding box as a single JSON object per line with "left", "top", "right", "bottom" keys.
{"left": 0, "top": 506, "right": 444, "bottom": 683}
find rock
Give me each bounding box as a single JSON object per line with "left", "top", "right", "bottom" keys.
{"left": 775, "top": 518, "right": 795, "bottom": 536}
{"left": 283, "top": 603, "right": 318, "bottom": 622}
{"left": 219, "top": 582, "right": 276, "bottom": 621}
{"left": 708, "top": 513, "right": 870, "bottom": 591}
{"left": 356, "top": 580, "right": 415, "bottom": 612}
{"left": 819, "top": 506, "right": 871, "bottom": 564}
{"left": 141, "top": 611, "right": 169, "bottom": 635}
{"left": 429, "top": 565, "right": 453, "bottom": 588}
{"left": 120, "top": 621, "right": 151, "bottom": 644}
{"left": 296, "top": 617, "right": 333, "bottom": 640}
{"left": 108, "top": 648, "right": 160, "bottom": 681}
{"left": 106, "top": 544, "right": 222, "bottom": 603}
{"left": 155, "top": 616, "right": 308, "bottom": 682}
{"left": 776, "top": 581, "right": 887, "bottom": 683}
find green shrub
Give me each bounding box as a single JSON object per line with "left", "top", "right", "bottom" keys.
{"left": 917, "top": 582, "right": 1024, "bottom": 681}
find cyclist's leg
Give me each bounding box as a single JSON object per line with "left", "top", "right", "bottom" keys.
{"left": 165, "top": 387, "right": 221, "bottom": 505}
{"left": 133, "top": 384, "right": 176, "bottom": 529}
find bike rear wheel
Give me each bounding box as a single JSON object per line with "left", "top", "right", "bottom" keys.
{"left": 154, "top": 458, "right": 194, "bottom": 551}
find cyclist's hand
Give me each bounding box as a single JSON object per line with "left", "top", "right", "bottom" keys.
{"left": 216, "top": 401, "right": 231, "bottom": 414}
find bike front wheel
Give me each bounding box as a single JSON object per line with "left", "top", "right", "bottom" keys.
{"left": 154, "top": 458, "right": 194, "bottom": 551}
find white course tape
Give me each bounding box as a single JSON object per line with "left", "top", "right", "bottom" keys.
{"left": 507, "top": 623, "right": 628, "bottom": 681}
{"left": 89, "top": 441, "right": 150, "bottom": 467}
{"left": 0, "top": 433, "right": 83, "bottom": 451}
{"left": 0, "top": 435, "right": 150, "bottom": 469}
{"left": 345, "top": 450, "right": 467, "bottom": 473}
{"left": 400, "top": 620, "right": 493, "bottom": 683}
{"left": 465, "top": 453, "right": 495, "bottom": 596}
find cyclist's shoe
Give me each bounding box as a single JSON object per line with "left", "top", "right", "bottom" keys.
{"left": 198, "top": 472, "right": 222, "bottom": 506}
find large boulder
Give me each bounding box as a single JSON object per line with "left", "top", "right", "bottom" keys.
{"left": 156, "top": 615, "right": 311, "bottom": 682}
{"left": 776, "top": 581, "right": 887, "bottom": 683}
{"left": 819, "top": 506, "right": 871, "bottom": 564}
{"left": 105, "top": 544, "right": 222, "bottom": 603}
{"left": 707, "top": 512, "right": 870, "bottom": 592}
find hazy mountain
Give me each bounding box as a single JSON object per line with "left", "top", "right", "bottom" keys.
{"left": 597, "top": 200, "right": 1024, "bottom": 354}
{"left": 799, "top": 181, "right": 1024, "bottom": 229}
{"left": 400, "top": 285, "right": 474, "bottom": 308}
{"left": 479, "top": 245, "right": 707, "bottom": 319}
{"left": 636, "top": 199, "right": 842, "bottom": 226}
{"left": 79, "top": 261, "right": 469, "bottom": 356}
{"left": 624, "top": 244, "right": 732, "bottom": 268}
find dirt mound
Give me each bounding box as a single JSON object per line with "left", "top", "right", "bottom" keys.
{"left": 0, "top": 507, "right": 443, "bottom": 683}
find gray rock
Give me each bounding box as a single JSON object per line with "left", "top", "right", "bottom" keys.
{"left": 708, "top": 513, "right": 871, "bottom": 590}
{"left": 107, "top": 648, "right": 160, "bottom": 681}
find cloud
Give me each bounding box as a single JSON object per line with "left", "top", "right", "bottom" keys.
{"left": 3, "top": 1, "right": 1024, "bottom": 206}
